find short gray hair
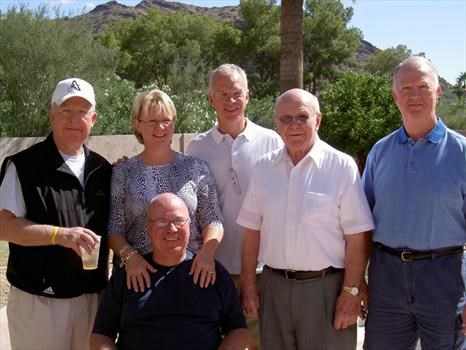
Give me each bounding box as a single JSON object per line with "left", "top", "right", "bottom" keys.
{"left": 392, "top": 56, "right": 439, "bottom": 88}
{"left": 208, "top": 64, "right": 248, "bottom": 94}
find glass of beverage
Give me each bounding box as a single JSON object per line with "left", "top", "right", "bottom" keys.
{"left": 81, "top": 236, "right": 101, "bottom": 270}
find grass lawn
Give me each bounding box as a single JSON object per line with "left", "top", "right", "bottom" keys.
{"left": 0, "top": 241, "right": 8, "bottom": 267}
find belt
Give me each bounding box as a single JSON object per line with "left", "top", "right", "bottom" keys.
{"left": 376, "top": 243, "right": 464, "bottom": 262}
{"left": 264, "top": 265, "right": 343, "bottom": 280}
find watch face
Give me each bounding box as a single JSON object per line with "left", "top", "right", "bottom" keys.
{"left": 344, "top": 286, "right": 359, "bottom": 296}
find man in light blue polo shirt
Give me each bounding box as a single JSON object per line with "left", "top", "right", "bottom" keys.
{"left": 362, "top": 56, "right": 466, "bottom": 349}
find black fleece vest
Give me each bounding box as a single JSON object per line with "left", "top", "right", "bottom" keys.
{"left": 0, "top": 134, "right": 112, "bottom": 298}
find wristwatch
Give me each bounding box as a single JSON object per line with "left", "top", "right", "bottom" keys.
{"left": 342, "top": 285, "right": 359, "bottom": 296}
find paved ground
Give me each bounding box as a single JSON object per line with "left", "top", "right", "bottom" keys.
{"left": 0, "top": 308, "right": 366, "bottom": 350}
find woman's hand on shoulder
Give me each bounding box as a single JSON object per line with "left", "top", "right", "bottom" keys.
{"left": 190, "top": 252, "right": 216, "bottom": 288}
{"left": 125, "top": 252, "right": 157, "bottom": 292}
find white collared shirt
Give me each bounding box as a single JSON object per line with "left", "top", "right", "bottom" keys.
{"left": 237, "top": 138, "right": 374, "bottom": 270}
{"left": 186, "top": 119, "right": 283, "bottom": 273}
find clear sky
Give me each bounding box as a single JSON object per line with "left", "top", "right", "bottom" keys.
{"left": 2, "top": 0, "right": 465, "bottom": 85}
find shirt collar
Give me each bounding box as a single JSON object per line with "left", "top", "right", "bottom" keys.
{"left": 273, "top": 136, "right": 324, "bottom": 169}
{"left": 210, "top": 125, "right": 226, "bottom": 144}
{"left": 397, "top": 118, "right": 446, "bottom": 144}
{"left": 46, "top": 132, "right": 89, "bottom": 168}
{"left": 210, "top": 118, "right": 252, "bottom": 144}
{"left": 241, "top": 119, "right": 255, "bottom": 141}
{"left": 426, "top": 118, "right": 447, "bottom": 143}
{"left": 308, "top": 137, "right": 325, "bottom": 169}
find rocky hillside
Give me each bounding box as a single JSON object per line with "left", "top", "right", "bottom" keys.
{"left": 356, "top": 40, "right": 379, "bottom": 64}
{"left": 76, "top": 0, "right": 240, "bottom": 34}
{"left": 77, "top": 1, "right": 143, "bottom": 33}
{"left": 75, "top": 0, "right": 378, "bottom": 64}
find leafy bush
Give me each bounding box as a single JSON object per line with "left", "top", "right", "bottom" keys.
{"left": 437, "top": 78, "right": 466, "bottom": 130}
{"left": 438, "top": 101, "right": 466, "bottom": 130}
{"left": 95, "top": 81, "right": 217, "bottom": 135}
{"left": 98, "top": 9, "right": 241, "bottom": 88}
{"left": 247, "top": 95, "right": 277, "bottom": 130}
{"left": 319, "top": 71, "right": 401, "bottom": 170}
{"left": 0, "top": 5, "right": 117, "bottom": 136}
{"left": 171, "top": 89, "right": 216, "bottom": 134}
{"left": 92, "top": 75, "right": 137, "bottom": 136}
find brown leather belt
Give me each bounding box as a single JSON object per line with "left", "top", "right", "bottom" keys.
{"left": 265, "top": 265, "right": 343, "bottom": 280}
{"left": 376, "top": 242, "right": 464, "bottom": 262}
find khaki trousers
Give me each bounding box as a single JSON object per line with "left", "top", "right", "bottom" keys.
{"left": 7, "top": 285, "right": 99, "bottom": 350}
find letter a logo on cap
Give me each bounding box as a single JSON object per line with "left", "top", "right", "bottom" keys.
{"left": 70, "top": 80, "right": 81, "bottom": 91}
{"left": 51, "top": 77, "right": 96, "bottom": 107}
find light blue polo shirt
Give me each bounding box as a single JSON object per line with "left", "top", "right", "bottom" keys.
{"left": 362, "top": 119, "right": 466, "bottom": 250}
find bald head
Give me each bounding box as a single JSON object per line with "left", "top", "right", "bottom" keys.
{"left": 274, "top": 88, "right": 322, "bottom": 165}
{"left": 275, "top": 88, "right": 320, "bottom": 116}
{"left": 147, "top": 193, "right": 191, "bottom": 265}
{"left": 393, "top": 56, "right": 439, "bottom": 89}
{"left": 148, "top": 193, "right": 189, "bottom": 219}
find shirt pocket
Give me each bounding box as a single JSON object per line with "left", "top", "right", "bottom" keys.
{"left": 301, "top": 192, "right": 334, "bottom": 226}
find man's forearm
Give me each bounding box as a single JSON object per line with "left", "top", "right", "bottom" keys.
{"left": 199, "top": 225, "right": 223, "bottom": 258}
{"left": 240, "top": 228, "right": 260, "bottom": 287}
{"left": 333, "top": 231, "right": 371, "bottom": 329}
{"left": 0, "top": 209, "right": 101, "bottom": 257}
{"left": 343, "top": 231, "right": 372, "bottom": 287}
{"left": 0, "top": 209, "right": 59, "bottom": 246}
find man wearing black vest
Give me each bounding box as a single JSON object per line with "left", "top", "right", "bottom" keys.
{"left": 0, "top": 78, "right": 111, "bottom": 349}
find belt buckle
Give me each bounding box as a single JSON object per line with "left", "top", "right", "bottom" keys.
{"left": 284, "top": 269, "right": 296, "bottom": 279}
{"left": 401, "top": 251, "right": 412, "bottom": 262}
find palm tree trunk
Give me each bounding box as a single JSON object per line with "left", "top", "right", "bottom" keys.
{"left": 280, "top": 0, "right": 304, "bottom": 93}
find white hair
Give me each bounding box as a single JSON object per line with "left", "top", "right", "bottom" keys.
{"left": 392, "top": 56, "right": 439, "bottom": 88}
{"left": 208, "top": 64, "right": 248, "bottom": 93}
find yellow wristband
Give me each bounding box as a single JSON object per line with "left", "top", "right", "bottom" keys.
{"left": 51, "top": 226, "right": 59, "bottom": 245}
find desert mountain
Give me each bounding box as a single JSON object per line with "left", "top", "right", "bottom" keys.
{"left": 75, "top": 0, "right": 378, "bottom": 63}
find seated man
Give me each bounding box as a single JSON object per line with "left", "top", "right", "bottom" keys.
{"left": 91, "top": 193, "right": 249, "bottom": 350}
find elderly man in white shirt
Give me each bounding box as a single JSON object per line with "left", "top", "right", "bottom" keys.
{"left": 186, "top": 64, "right": 282, "bottom": 349}
{"left": 238, "top": 88, "right": 374, "bottom": 350}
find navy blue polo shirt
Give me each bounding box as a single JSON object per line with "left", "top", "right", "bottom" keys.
{"left": 93, "top": 252, "right": 246, "bottom": 349}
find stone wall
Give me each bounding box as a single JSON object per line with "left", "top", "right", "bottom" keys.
{"left": 1, "top": 130, "right": 465, "bottom": 166}
{"left": 0, "top": 134, "right": 199, "bottom": 166}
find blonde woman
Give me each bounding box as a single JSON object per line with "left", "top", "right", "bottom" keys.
{"left": 108, "top": 89, "right": 223, "bottom": 292}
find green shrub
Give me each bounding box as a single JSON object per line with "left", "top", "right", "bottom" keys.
{"left": 247, "top": 95, "right": 277, "bottom": 130}
{"left": 0, "top": 5, "right": 117, "bottom": 136}
{"left": 319, "top": 71, "right": 401, "bottom": 170}
{"left": 92, "top": 75, "right": 137, "bottom": 136}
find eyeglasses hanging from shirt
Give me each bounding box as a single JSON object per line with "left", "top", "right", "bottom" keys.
{"left": 230, "top": 167, "right": 241, "bottom": 195}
